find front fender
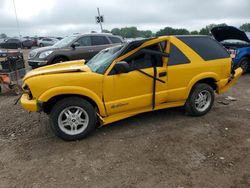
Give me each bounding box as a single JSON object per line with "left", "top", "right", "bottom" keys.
{"left": 185, "top": 72, "right": 219, "bottom": 98}
{"left": 38, "top": 86, "right": 107, "bottom": 116}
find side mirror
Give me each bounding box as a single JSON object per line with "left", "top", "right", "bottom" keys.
{"left": 114, "top": 61, "right": 130, "bottom": 74}
{"left": 71, "top": 42, "right": 80, "bottom": 49}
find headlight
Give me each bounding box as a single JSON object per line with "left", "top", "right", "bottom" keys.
{"left": 39, "top": 51, "right": 53, "bottom": 58}
{"left": 22, "top": 84, "right": 33, "bottom": 99}
{"left": 29, "top": 51, "right": 37, "bottom": 58}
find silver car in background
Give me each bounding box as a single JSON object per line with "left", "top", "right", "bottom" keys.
{"left": 37, "top": 38, "right": 59, "bottom": 47}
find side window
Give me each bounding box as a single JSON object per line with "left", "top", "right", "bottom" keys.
{"left": 91, "top": 36, "right": 110, "bottom": 45}
{"left": 160, "top": 41, "right": 167, "bottom": 51}
{"left": 124, "top": 44, "right": 163, "bottom": 71}
{"left": 76, "top": 36, "right": 91, "bottom": 46}
{"left": 109, "top": 36, "right": 122, "bottom": 44}
{"left": 8, "top": 39, "right": 19, "bottom": 43}
{"left": 168, "top": 43, "right": 190, "bottom": 66}
{"left": 177, "top": 36, "right": 230, "bottom": 61}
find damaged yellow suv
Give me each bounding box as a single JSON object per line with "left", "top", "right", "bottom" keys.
{"left": 21, "top": 36, "right": 242, "bottom": 141}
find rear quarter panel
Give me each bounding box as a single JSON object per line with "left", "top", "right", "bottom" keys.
{"left": 166, "top": 37, "right": 231, "bottom": 101}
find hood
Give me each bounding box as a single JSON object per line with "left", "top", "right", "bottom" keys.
{"left": 211, "top": 26, "right": 250, "bottom": 43}
{"left": 29, "top": 46, "right": 59, "bottom": 59}
{"left": 24, "top": 60, "right": 91, "bottom": 81}
{"left": 30, "top": 46, "right": 58, "bottom": 54}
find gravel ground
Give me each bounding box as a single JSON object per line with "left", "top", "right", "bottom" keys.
{"left": 0, "top": 49, "right": 250, "bottom": 188}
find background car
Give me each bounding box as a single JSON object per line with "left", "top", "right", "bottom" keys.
{"left": 28, "top": 33, "right": 124, "bottom": 69}
{"left": 211, "top": 26, "right": 250, "bottom": 73}
{"left": 0, "top": 38, "right": 7, "bottom": 44}
{"left": 37, "top": 37, "right": 59, "bottom": 47}
{"left": 0, "top": 38, "right": 33, "bottom": 49}
{"left": 55, "top": 37, "right": 63, "bottom": 40}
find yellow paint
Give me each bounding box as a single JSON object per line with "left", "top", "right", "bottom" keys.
{"left": 21, "top": 36, "right": 242, "bottom": 125}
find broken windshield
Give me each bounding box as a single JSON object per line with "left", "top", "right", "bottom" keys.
{"left": 87, "top": 45, "right": 124, "bottom": 74}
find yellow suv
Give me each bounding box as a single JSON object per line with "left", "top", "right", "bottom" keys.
{"left": 21, "top": 36, "right": 242, "bottom": 141}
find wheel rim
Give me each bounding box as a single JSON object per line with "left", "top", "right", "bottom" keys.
{"left": 240, "top": 60, "right": 248, "bottom": 73}
{"left": 194, "top": 90, "right": 212, "bottom": 112}
{"left": 58, "top": 106, "right": 89, "bottom": 136}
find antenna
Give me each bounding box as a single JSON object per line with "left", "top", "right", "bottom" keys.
{"left": 12, "top": 0, "right": 22, "bottom": 48}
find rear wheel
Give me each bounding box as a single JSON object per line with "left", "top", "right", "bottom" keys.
{"left": 50, "top": 97, "right": 97, "bottom": 141}
{"left": 238, "top": 57, "right": 249, "bottom": 74}
{"left": 39, "top": 43, "right": 44, "bottom": 47}
{"left": 185, "top": 83, "right": 214, "bottom": 116}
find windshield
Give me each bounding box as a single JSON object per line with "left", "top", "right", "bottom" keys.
{"left": 53, "top": 35, "right": 78, "bottom": 48}
{"left": 87, "top": 45, "right": 124, "bottom": 74}
{"left": 246, "top": 32, "right": 250, "bottom": 40}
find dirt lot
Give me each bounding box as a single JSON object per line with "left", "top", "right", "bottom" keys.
{"left": 0, "top": 50, "right": 250, "bottom": 187}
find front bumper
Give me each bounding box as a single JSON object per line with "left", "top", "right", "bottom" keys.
{"left": 28, "top": 60, "right": 48, "bottom": 68}
{"left": 21, "top": 93, "right": 39, "bottom": 112}
{"left": 217, "top": 67, "right": 243, "bottom": 94}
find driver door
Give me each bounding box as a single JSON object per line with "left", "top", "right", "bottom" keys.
{"left": 103, "top": 41, "right": 169, "bottom": 116}
{"left": 69, "top": 36, "right": 94, "bottom": 61}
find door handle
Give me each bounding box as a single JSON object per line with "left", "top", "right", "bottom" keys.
{"left": 159, "top": 72, "right": 167, "bottom": 77}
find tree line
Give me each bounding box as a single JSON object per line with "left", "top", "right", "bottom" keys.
{"left": 1, "top": 23, "right": 250, "bottom": 39}
{"left": 106, "top": 23, "right": 250, "bottom": 38}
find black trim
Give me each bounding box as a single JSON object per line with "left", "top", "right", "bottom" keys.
{"left": 159, "top": 72, "right": 167, "bottom": 77}
{"left": 136, "top": 69, "right": 166, "bottom": 83}
{"left": 37, "top": 101, "right": 44, "bottom": 112}
{"left": 120, "top": 38, "right": 157, "bottom": 56}
{"left": 152, "top": 64, "right": 157, "bottom": 109}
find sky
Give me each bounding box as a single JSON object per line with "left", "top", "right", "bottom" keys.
{"left": 0, "top": 0, "right": 249, "bottom": 37}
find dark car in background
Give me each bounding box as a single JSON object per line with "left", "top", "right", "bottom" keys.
{"left": 28, "top": 33, "right": 123, "bottom": 69}
{"left": 211, "top": 26, "right": 250, "bottom": 73}
{"left": 0, "top": 38, "right": 33, "bottom": 49}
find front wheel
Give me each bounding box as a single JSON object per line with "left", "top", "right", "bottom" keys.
{"left": 185, "top": 83, "right": 214, "bottom": 116}
{"left": 51, "top": 57, "right": 68, "bottom": 64}
{"left": 50, "top": 97, "right": 97, "bottom": 141}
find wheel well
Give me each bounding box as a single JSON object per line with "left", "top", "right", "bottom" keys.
{"left": 242, "top": 55, "right": 250, "bottom": 61}
{"left": 51, "top": 55, "right": 69, "bottom": 64}
{"left": 196, "top": 78, "right": 217, "bottom": 90}
{"left": 42, "top": 94, "right": 98, "bottom": 114}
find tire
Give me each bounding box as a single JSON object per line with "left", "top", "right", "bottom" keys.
{"left": 51, "top": 57, "right": 68, "bottom": 64}
{"left": 238, "top": 57, "right": 249, "bottom": 74}
{"left": 31, "top": 66, "right": 37, "bottom": 69}
{"left": 39, "top": 43, "right": 44, "bottom": 47}
{"left": 185, "top": 83, "right": 214, "bottom": 116}
{"left": 49, "top": 97, "right": 97, "bottom": 141}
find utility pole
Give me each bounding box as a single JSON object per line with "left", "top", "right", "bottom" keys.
{"left": 12, "top": 0, "right": 22, "bottom": 49}
{"left": 96, "top": 8, "right": 104, "bottom": 33}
